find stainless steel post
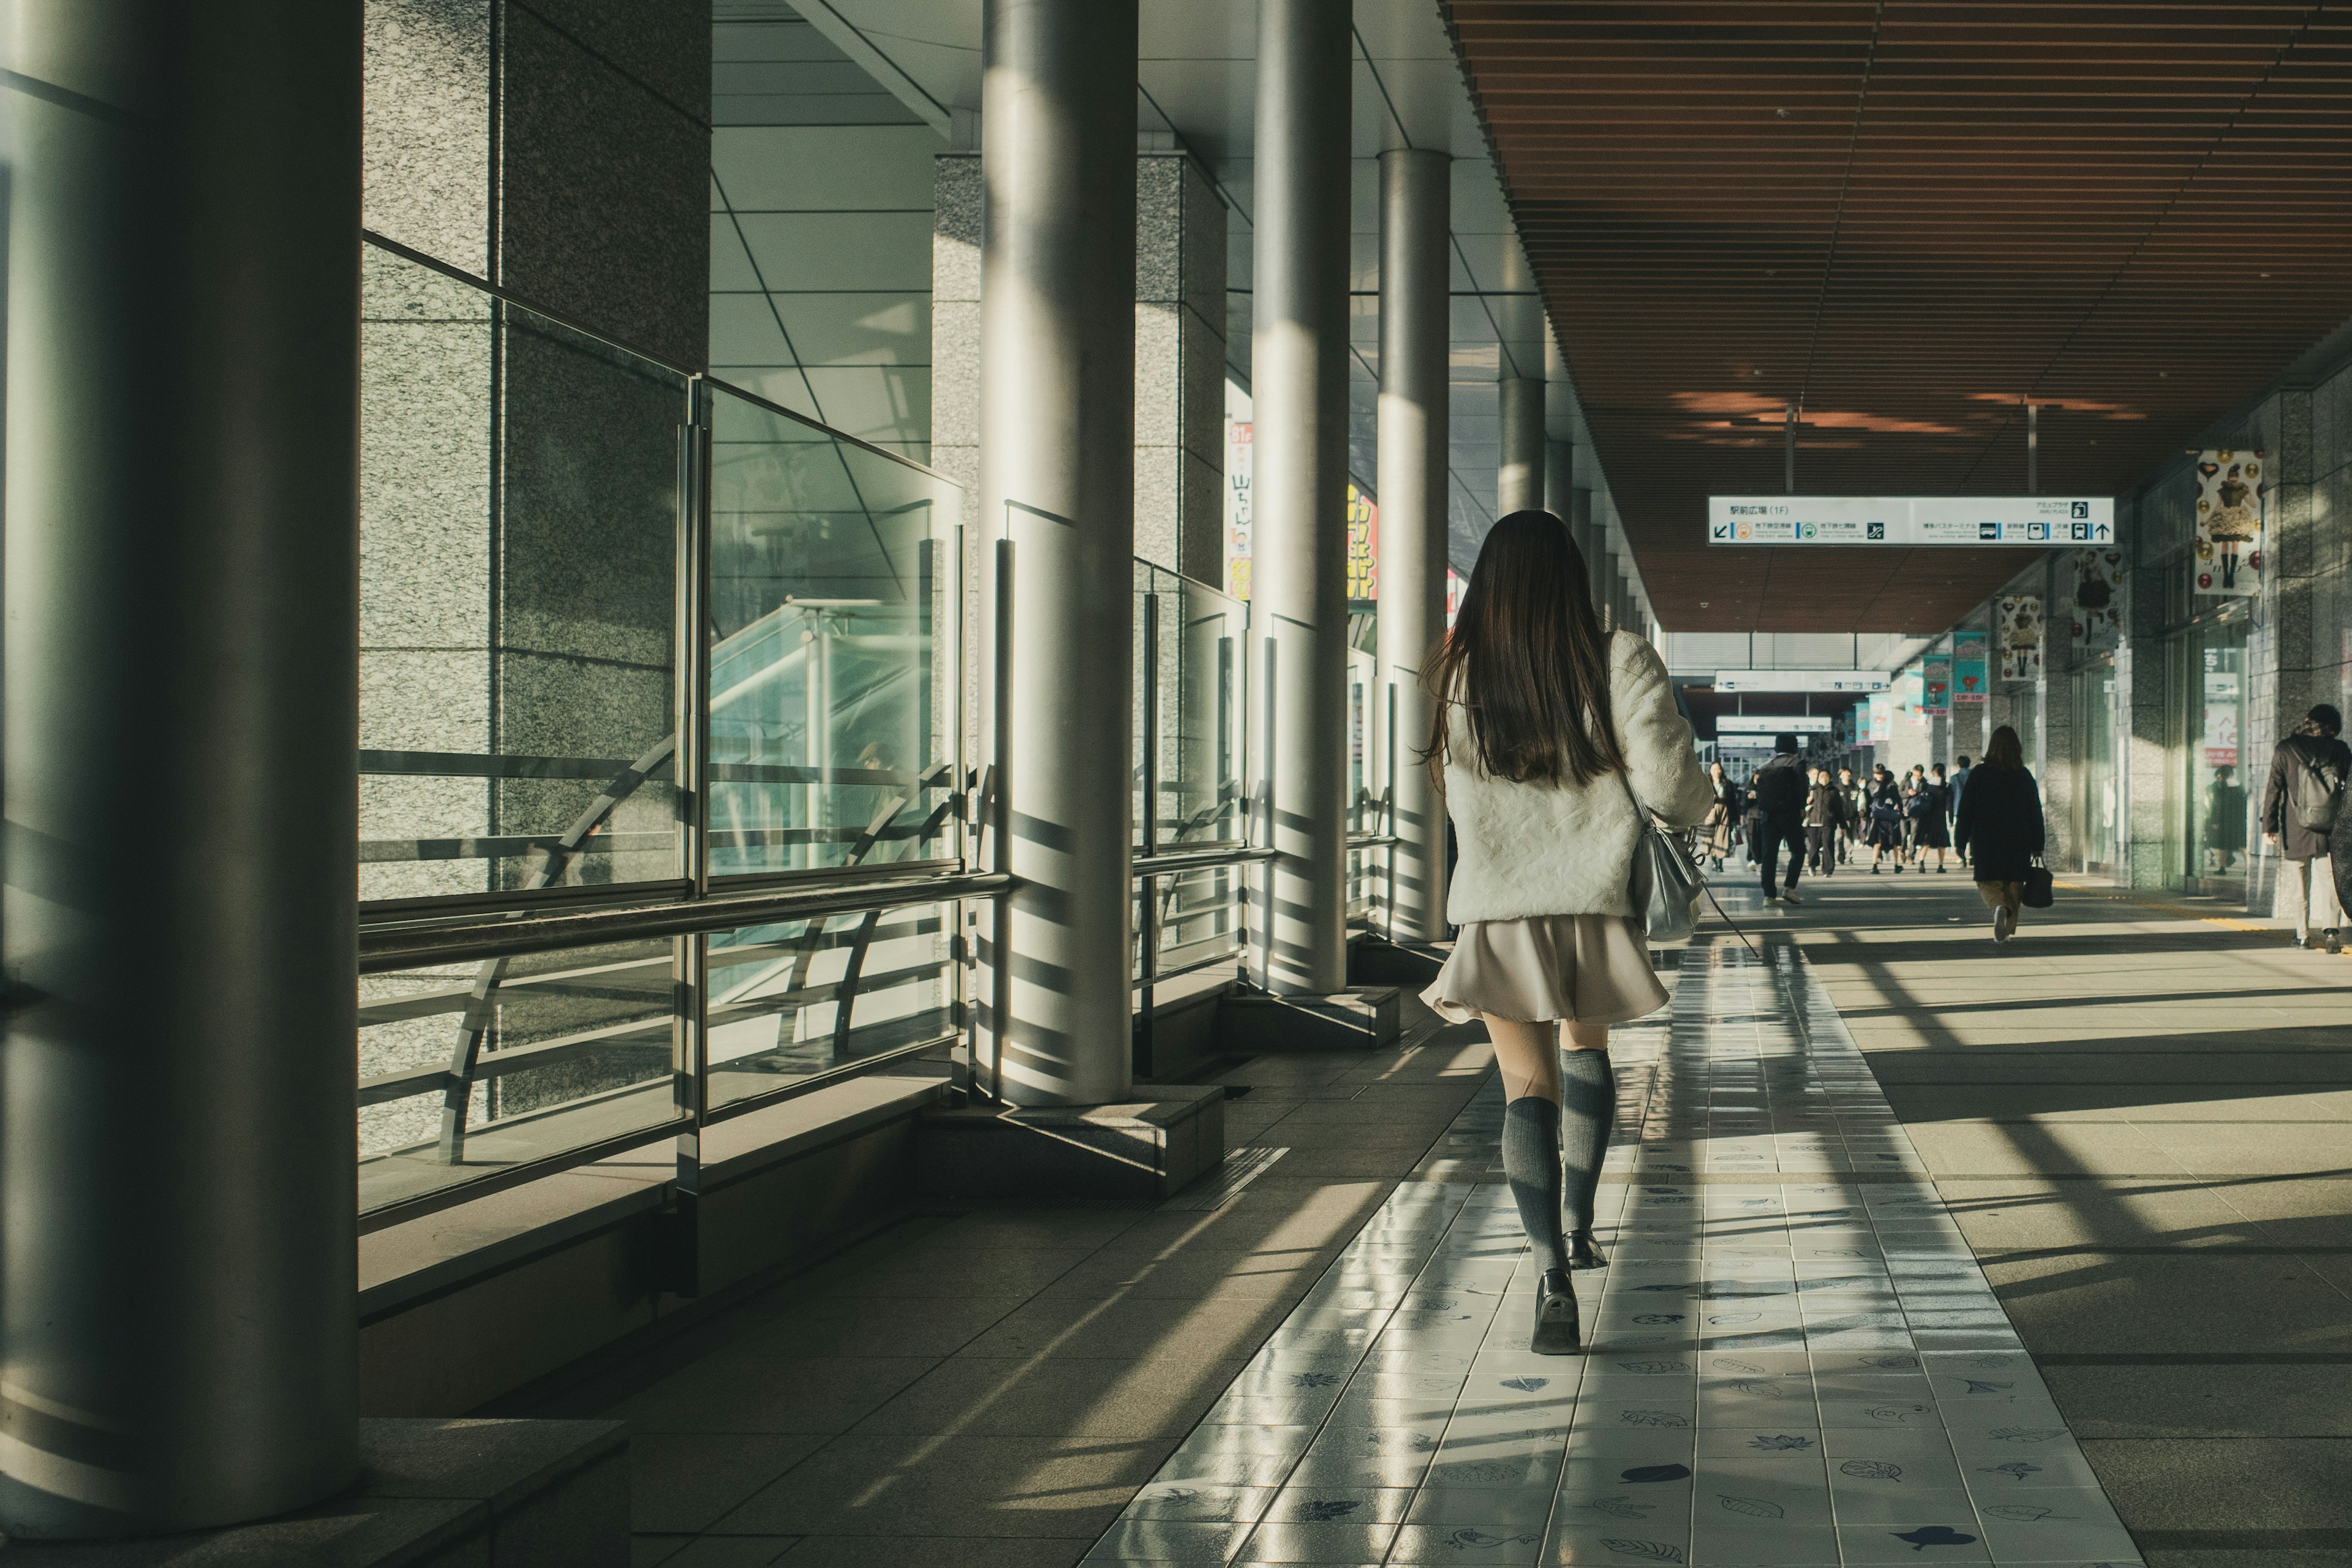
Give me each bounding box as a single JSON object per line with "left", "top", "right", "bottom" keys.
{"left": 1375, "top": 146, "right": 1451, "bottom": 945}
{"left": 1496, "top": 374, "right": 1546, "bottom": 517}
{"left": 1251, "top": 0, "right": 1352, "bottom": 995}
{"left": 2, "top": 0, "right": 361, "bottom": 1533}
{"left": 978, "top": 0, "right": 1139, "bottom": 1104}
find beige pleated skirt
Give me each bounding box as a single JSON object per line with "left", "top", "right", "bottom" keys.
{"left": 1421, "top": 913, "right": 1668, "bottom": 1027}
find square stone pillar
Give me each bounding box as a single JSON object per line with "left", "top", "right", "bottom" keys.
{"left": 2123, "top": 497, "right": 2172, "bottom": 889}
{"left": 2034, "top": 554, "right": 2076, "bottom": 869}
{"left": 1134, "top": 152, "right": 1229, "bottom": 584}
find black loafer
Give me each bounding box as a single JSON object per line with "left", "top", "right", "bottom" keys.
{"left": 1569, "top": 1231, "right": 1609, "bottom": 1271}
{"left": 1531, "top": 1268, "right": 1582, "bottom": 1354}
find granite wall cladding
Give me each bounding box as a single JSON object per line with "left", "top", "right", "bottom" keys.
{"left": 363, "top": 0, "right": 492, "bottom": 271}
{"left": 360, "top": 0, "right": 711, "bottom": 1160}
{"left": 498, "top": 0, "right": 711, "bottom": 365}
{"left": 1134, "top": 153, "right": 1229, "bottom": 587}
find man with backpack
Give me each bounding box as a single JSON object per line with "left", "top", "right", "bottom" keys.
{"left": 2261, "top": 703, "right": 2351, "bottom": 952}
{"left": 1749, "top": 733, "right": 1810, "bottom": 904}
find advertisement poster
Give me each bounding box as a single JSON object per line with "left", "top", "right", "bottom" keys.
{"left": 2203, "top": 666, "right": 2242, "bottom": 767}
{"left": 1346, "top": 483, "right": 1378, "bottom": 601}
{"left": 1224, "top": 419, "right": 1253, "bottom": 600}
{"left": 1446, "top": 568, "right": 1464, "bottom": 628}
{"left": 1952, "top": 630, "right": 1989, "bottom": 705}
{"left": 2070, "top": 547, "right": 2127, "bottom": 646}
{"left": 1922, "top": 655, "right": 1952, "bottom": 717}
{"left": 2193, "top": 448, "right": 2263, "bottom": 597}
{"left": 1997, "top": 595, "right": 2043, "bottom": 681}
{"left": 1898, "top": 668, "right": 1926, "bottom": 726}
{"left": 1868, "top": 695, "right": 1890, "bottom": 745}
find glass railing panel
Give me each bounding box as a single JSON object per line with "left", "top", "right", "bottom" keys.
{"left": 705, "top": 899, "right": 956, "bottom": 1114}
{"left": 358, "top": 239, "right": 686, "bottom": 906}
{"left": 1166, "top": 573, "right": 1251, "bottom": 850}
{"left": 358, "top": 939, "right": 686, "bottom": 1216}
{"left": 707, "top": 383, "right": 960, "bottom": 880}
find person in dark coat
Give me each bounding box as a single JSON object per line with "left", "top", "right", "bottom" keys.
{"left": 1915, "top": 761, "right": 1954, "bottom": 871}
{"left": 1864, "top": 764, "right": 1905, "bottom": 871}
{"left": 1953, "top": 723, "right": 2046, "bottom": 944}
{"left": 2260, "top": 703, "right": 2351, "bottom": 952}
{"left": 1804, "top": 765, "right": 1849, "bottom": 876}
{"left": 1749, "top": 734, "right": 1809, "bottom": 903}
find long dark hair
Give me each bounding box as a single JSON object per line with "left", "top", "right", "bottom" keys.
{"left": 1424, "top": 510, "right": 1624, "bottom": 785}
{"left": 1983, "top": 724, "right": 2024, "bottom": 768}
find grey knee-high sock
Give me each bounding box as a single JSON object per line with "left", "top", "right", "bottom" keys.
{"left": 1559, "top": 1050, "right": 1616, "bottom": 1235}
{"left": 1501, "top": 1096, "right": 1567, "bottom": 1275}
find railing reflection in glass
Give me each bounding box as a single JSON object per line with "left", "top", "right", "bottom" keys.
{"left": 708, "top": 384, "right": 960, "bottom": 880}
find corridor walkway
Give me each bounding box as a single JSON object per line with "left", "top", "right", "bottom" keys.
{"left": 548, "top": 873, "right": 2350, "bottom": 1567}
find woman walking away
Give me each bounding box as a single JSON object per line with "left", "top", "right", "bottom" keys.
{"left": 2261, "top": 703, "right": 2351, "bottom": 952}
{"left": 1865, "top": 764, "right": 1905, "bottom": 872}
{"left": 1703, "top": 760, "right": 1741, "bottom": 872}
{"left": 1915, "top": 762, "right": 1954, "bottom": 872}
{"left": 1421, "top": 510, "right": 1713, "bottom": 1354}
{"left": 1954, "top": 724, "right": 2046, "bottom": 943}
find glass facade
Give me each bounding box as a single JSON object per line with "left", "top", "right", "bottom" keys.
{"left": 2071, "top": 656, "right": 2121, "bottom": 873}
{"left": 355, "top": 238, "right": 970, "bottom": 1224}
{"left": 2182, "top": 614, "right": 2253, "bottom": 897}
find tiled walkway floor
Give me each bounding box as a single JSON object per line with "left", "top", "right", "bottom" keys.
{"left": 1089, "top": 941, "right": 2143, "bottom": 1566}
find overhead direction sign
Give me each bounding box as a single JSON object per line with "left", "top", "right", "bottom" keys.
{"left": 1714, "top": 669, "right": 1890, "bottom": 694}
{"left": 1718, "top": 715, "right": 1834, "bottom": 734}
{"left": 1708, "top": 495, "right": 2115, "bottom": 547}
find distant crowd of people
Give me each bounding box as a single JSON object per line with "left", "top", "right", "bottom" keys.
{"left": 1701, "top": 748, "right": 1981, "bottom": 885}
{"left": 1701, "top": 733, "right": 2045, "bottom": 941}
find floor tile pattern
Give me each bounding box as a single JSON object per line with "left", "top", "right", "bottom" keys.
{"left": 1087, "top": 940, "right": 2144, "bottom": 1567}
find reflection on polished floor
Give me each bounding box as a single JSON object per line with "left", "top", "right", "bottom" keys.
{"left": 1091, "top": 941, "right": 2141, "bottom": 1566}
{"left": 549, "top": 872, "right": 2352, "bottom": 1568}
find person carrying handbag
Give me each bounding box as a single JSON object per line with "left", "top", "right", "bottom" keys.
{"left": 1953, "top": 723, "right": 2046, "bottom": 944}
{"left": 2260, "top": 703, "right": 2350, "bottom": 952}
{"left": 1420, "top": 510, "right": 1714, "bottom": 1354}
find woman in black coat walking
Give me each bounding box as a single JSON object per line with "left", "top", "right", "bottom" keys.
{"left": 1953, "top": 724, "right": 2047, "bottom": 944}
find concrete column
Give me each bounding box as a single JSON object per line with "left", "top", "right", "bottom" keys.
{"left": 1496, "top": 373, "right": 1546, "bottom": 517}
{"left": 979, "top": 0, "right": 1139, "bottom": 1103}
{"left": 2, "top": 0, "right": 360, "bottom": 1534}
{"left": 1603, "top": 551, "right": 1623, "bottom": 629}
{"left": 1544, "top": 439, "right": 1575, "bottom": 520}
{"left": 1134, "top": 151, "right": 1229, "bottom": 585}
{"left": 1250, "top": 0, "right": 1352, "bottom": 995}
{"left": 1376, "top": 147, "right": 1450, "bottom": 944}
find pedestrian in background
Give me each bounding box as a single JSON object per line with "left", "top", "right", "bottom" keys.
{"left": 1950, "top": 753, "right": 1974, "bottom": 866}
{"left": 1837, "top": 765, "right": 1861, "bottom": 864}
{"left": 1749, "top": 734, "right": 1809, "bottom": 904}
{"left": 1805, "top": 764, "right": 1847, "bottom": 876}
{"left": 1901, "top": 764, "right": 1932, "bottom": 865}
{"left": 1702, "top": 760, "right": 1741, "bottom": 873}
{"left": 1914, "top": 761, "right": 1954, "bottom": 873}
{"left": 1954, "top": 724, "right": 2046, "bottom": 943}
{"left": 2261, "top": 703, "right": 2351, "bottom": 953}
{"left": 1865, "top": 764, "right": 1905, "bottom": 872}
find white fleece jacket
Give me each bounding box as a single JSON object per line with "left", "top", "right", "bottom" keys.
{"left": 1442, "top": 630, "right": 1716, "bottom": 924}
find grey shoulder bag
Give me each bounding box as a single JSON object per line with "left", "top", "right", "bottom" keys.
{"left": 1618, "top": 769, "right": 1703, "bottom": 942}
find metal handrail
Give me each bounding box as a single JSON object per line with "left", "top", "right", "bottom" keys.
{"left": 360, "top": 867, "right": 1011, "bottom": 973}
{"left": 1132, "top": 842, "right": 1277, "bottom": 878}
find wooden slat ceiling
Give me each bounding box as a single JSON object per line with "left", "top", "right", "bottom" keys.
{"left": 1445, "top": 2, "right": 2352, "bottom": 632}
